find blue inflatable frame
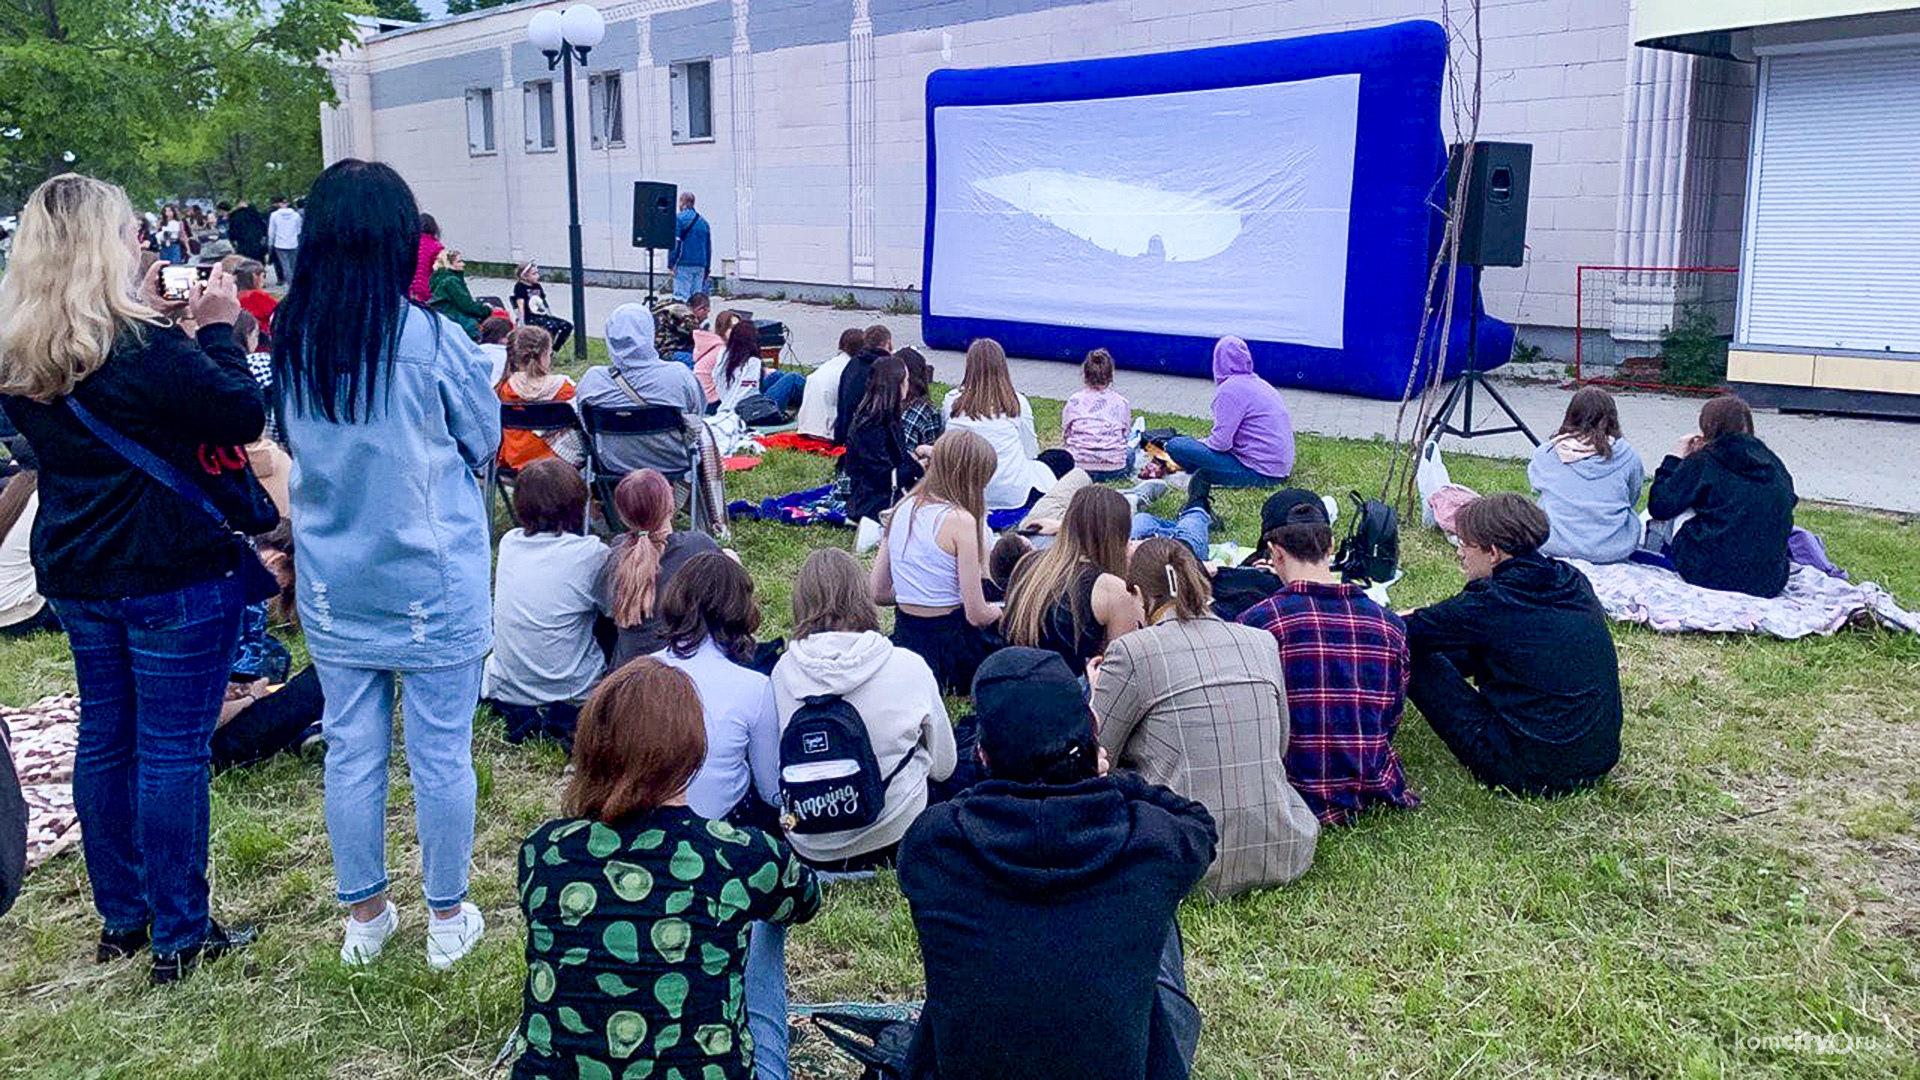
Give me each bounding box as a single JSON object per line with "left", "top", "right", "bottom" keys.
{"left": 920, "top": 19, "right": 1511, "bottom": 401}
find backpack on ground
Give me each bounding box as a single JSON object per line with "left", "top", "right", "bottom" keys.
{"left": 779, "top": 695, "right": 914, "bottom": 835}
{"left": 1334, "top": 490, "right": 1399, "bottom": 585}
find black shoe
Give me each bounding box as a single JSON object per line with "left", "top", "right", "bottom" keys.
{"left": 150, "top": 919, "right": 257, "bottom": 986}
{"left": 1181, "top": 473, "right": 1214, "bottom": 518}
{"left": 97, "top": 925, "right": 150, "bottom": 963}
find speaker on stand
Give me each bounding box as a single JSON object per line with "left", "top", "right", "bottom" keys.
{"left": 1426, "top": 141, "right": 1539, "bottom": 447}
{"left": 631, "top": 181, "right": 678, "bottom": 300}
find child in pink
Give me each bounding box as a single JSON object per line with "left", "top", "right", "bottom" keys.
{"left": 1061, "top": 348, "right": 1134, "bottom": 481}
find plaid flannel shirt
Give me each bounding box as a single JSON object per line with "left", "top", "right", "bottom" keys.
{"left": 1240, "top": 580, "right": 1418, "bottom": 824}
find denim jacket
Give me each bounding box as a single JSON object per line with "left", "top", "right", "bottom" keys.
{"left": 282, "top": 305, "right": 501, "bottom": 669}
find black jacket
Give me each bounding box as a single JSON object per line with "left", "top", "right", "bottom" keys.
{"left": 227, "top": 205, "right": 268, "bottom": 259}
{"left": 1, "top": 322, "right": 266, "bottom": 601}
{"left": 899, "top": 771, "right": 1216, "bottom": 1080}
{"left": 1405, "top": 553, "right": 1622, "bottom": 784}
{"left": 843, "top": 411, "right": 919, "bottom": 521}
{"left": 1647, "top": 433, "right": 1796, "bottom": 597}
{"left": 832, "top": 347, "right": 887, "bottom": 445}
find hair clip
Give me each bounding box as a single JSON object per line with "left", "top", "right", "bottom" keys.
{"left": 1165, "top": 563, "right": 1178, "bottom": 598}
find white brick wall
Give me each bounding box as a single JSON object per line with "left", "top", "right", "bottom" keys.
{"left": 346, "top": 0, "right": 1744, "bottom": 336}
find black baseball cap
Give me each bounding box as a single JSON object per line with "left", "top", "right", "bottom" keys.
{"left": 972, "top": 648, "right": 1095, "bottom": 782}
{"left": 1260, "top": 488, "right": 1329, "bottom": 538}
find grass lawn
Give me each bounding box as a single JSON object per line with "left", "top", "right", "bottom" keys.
{"left": 2, "top": 350, "right": 1917, "bottom": 1079}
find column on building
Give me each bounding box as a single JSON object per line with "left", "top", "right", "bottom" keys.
{"left": 320, "top": 48, "right": 373, "bottom": 166}
{"left": 729, "top": 0, "right": 758, "bottom": 280}
{"left": 849, "top": 0, "right": 878, "bottom": 286}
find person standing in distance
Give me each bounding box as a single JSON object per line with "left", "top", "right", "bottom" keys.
{"left": 266, "top": 195, "right": 302, "bottom": 285}
{"left": 668, "top": 191, "right": 711, "bottom": 300}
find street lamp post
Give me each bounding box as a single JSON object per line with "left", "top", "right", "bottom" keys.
{"left": 528, "top": 4, "right": 606, "bottom": 364}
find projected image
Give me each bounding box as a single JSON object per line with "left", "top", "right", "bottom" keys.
{"left": 929, "top": 74, "right": 1361, "bottom": 349}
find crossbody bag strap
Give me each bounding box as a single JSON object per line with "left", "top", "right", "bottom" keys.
{"left": 65, "top": 396, "right": 231, "bottom": 531}
{"left": 608, "top": 370, "right": 656, "bottom": 408}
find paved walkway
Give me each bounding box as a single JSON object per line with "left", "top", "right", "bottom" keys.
{"left": 476, "top": 277, "right": 1920, "bottom": 514}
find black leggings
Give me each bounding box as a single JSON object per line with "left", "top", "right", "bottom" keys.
{"left": 891, "top": 609, "right": 997, "bottom": 696}
{"left": 1408, "top": 651, "right": 1603, "bottom": 797}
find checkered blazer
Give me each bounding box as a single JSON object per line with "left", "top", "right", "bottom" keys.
{"left": 1092, "top": 614, "right": 1321, "bottom": 897}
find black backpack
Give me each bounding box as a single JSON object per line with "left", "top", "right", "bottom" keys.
{"left": 778, "top": 695, "right": 913, "bottom": 835}
{"left": 1334, "top": 490, "right": 1399, "bottom": 585}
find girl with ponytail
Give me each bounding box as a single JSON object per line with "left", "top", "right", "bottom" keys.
{"left": 495, "top": 324, "right": 582, "bottom": 468}
{"left": 605, "top": 468, "right": 723, "bottom": 668}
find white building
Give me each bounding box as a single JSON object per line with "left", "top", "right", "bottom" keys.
{"left": 322, "top": 0, "right": 1758, "bottom": 359}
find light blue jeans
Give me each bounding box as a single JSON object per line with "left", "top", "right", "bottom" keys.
{"left": 1133, "top": 506, "right": 1212, "bottom": 562}
{"left": 673, "top": 265, "right": 708, "bottom": 300}
{"left": 746, "top": 920, "right": 790, "bottom": 1080}
{"left": 315, "top": 659, "right": 483, "bottom": 910}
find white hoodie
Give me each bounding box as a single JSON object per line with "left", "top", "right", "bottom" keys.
{"left": 770, "top": 629, "right": 955, "bottom": 863}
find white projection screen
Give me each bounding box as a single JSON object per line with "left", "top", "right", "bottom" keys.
{"left": 928, "top": 74, "right": 1362, "bottom": 348}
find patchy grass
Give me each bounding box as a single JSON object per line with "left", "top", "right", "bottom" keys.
{"left": 3, "top": 365, "right": 1918, "bottom": 1079}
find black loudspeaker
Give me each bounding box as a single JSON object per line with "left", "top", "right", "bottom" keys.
{"left": 632, "top": 181, "right": 678, "bottom": 249}
{"left": 1447, "top": 142, "right": 1531, "bottom": 268}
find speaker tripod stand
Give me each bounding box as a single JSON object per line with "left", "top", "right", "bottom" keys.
{"left": 1425, "top": 285, "right": 1539, "bottom": 446}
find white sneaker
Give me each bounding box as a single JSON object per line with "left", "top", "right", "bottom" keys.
{"left": 340, "top": 902, "right": 399, "bottom": 965}
{"left": 425, "top": 902, "right": 485, "bottom": 971}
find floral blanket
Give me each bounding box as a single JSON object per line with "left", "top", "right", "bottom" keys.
{"left": 1568, "top": 561, "right": 1920, "bottom": 639}
{"left": 3, "top": 693, "right": 81, "bottom": 872}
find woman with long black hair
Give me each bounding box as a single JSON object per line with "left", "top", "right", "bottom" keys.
{"left": 273, "top": 159, "right": 500, "bottom": 969}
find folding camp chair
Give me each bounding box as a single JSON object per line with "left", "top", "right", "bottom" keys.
{"left": 579, "top": 400, "right": 708, "bottom": 535}
{"left": 486, "top": 400, "right": 588, "bottom": 528}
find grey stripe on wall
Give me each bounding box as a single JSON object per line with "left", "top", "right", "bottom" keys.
{"left": 370, "top": 49, "right": 502, "bottom": 110}
{"left": 751, "top": 0, "right": 854, "bottom": 52}
{"left": 652, "top": 1, "right": 731, "bottom": 62}
{"left": 510, "top": 19, "right": 641, "bottom": 84}
{"left": 872, "top": 0, "right": 1105, "bottom": 37}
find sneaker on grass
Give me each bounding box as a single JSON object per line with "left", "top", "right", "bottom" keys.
{"left": 340, "top": 902, "right": 399, "bottom": 965}
{"left": 426, "top": 902, "right": 485, "bottom": 971}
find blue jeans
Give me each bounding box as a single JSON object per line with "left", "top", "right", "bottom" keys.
{"left": 762, "top": 370, "right": 805, "bottom": 412}
{"left": 54, "top": 574, "right": 245, "bottom": 955}
{"left": 673, "top": 265, "right": 708, "bottom": 299}
{"left": 1085, "top": 447, "right": 1138, "bottom": 483}
{"left": 1164, "top": 436, "right": 1283, "bottom": 488}
{"left": 315, "top": 659, "right": 484, "bottom": 909}
{"left": 1133, "top": 507, "right": 1212, "bottom": 562}
{"left": 746, "top": 920, "right": 790, "bottom": 1080}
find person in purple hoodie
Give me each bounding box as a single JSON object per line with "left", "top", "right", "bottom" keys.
{"left": 1164, "top": 336, "right": 1293, "bottom": 488}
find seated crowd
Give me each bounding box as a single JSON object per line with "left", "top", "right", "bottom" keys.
{"left": 0, "top": 163, "right": 1814, "bottom": 1080}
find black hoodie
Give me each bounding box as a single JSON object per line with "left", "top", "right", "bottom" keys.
{"left": 833, "top": 346, "right": 888, "bottom": 445}
{"left": 898, "top": 771, "right": 1216, "bottom": 1080}
{"left": 1647, "top": 433, "right": 1796, "bottom": 597}
{"left": 1405, "top": 552, "right": 1622, "bottom": 786}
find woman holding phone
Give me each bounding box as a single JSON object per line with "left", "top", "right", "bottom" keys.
{"left": 0, "top": 173, "right": 266, "bottom": 985}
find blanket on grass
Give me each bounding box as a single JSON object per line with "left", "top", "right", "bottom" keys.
{"left": 3, "top": 694, "right": 80, "bottom": 873}
{"left": 1568, "top": 560, "right": 1920, "bottom": 639}
{"left": 729, "top": 484, "right": 850, "bottom": 527}
{"left": 758, "top": 431, "right": 845, "bottom": 458}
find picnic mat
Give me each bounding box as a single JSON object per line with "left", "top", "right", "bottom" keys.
{"left": 723, "top": 455, "right": 761, "bottom": 472}
{"left": 3, "top": 693, "right": 81, "bottom": 873}
{"left": 788, "top": 1000, "right": 922, "bottom": 1080}
{"left": 729, "top": 484, "right": 850, "bottom": 527}
{"left": 758, "top": 431, "right": 845, "bottom": 458}
{"left": 1569, "top": 560, "right": 1920, "bottom": 639}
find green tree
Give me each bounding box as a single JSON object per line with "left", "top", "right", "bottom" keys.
{"left": 445, "top": 0, "right": 518, "bottom": 15}
{"left": 370, "top": 0, "right": 427, "bottom": 22}
{"left": 0, "top": 0, "right": 359, "bottom": 205}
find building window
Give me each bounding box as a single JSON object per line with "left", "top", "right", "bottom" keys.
{"left": 589, "top": 71, "right": 624, "bottom": 149}
{"left": 523, "top": 79, "right": 556, "bottom": 152}
{"left": 670, "top": 59, "right": 714, "bottom": 143}
{"left": 465, "top": 87, "right": 495, "bottom": 155}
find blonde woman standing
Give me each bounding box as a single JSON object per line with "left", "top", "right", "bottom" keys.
{"left": 0, "top": 174, "right": 266, "bottom": 984}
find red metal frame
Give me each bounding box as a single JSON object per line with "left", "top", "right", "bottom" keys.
{"left": 1574, "top": 265, "right": 1739, "bottom": 394}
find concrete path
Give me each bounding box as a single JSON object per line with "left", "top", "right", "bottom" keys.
{"left": 476, "top": 277, "right": 1920, "bottom": 514}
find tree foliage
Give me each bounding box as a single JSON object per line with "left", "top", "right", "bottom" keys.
{"left": 445, "top": 0, "right": 518, "bottom": 16}
{"left": 371, "top": 0, "right": 427, "bottom": 22}
{"left": 0, "top": 0, "right": 361, "bottom": 207}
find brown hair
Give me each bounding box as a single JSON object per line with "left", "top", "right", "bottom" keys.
{"left": 855, "top": 354, "right": 907, "bottom": 425}
{"left": 233, "top": 310, "right": 261, "bottom": 352}
{"left": 1454, "top": 492, "right": 1550, "bottom": 556}
{"left": 896, "top": 346, "right": 933, "bottom": 408}
{"left": 1553, "top": 386, "right": 1621, "bottom": 459}
{"left": 1004, "top": 486, "right": 1130, "bottom": 648}
{"left": 1125, "top": 538, "right": 1213, "bottom": 622}
{"left": 0, "top": 469, "right": 37, "bottom": 541}
{"left": 714, "top": 309, "right": 744, "bottom": 343}
{"left": 234, "top": 259, "right": 268, "bottom": 291}
{"left": 1264, "top": 503, "right": 1334, "bottom": 564}
{"left": 479, "top": 316, "right": 514, "bottom": 345}
{"left": 1699, "top": 395, "right": 1755, "bottom": 443}
{"left": 988, "top": 533, "right": 1032, "bottom": 594}
{"left": 862, "top": 324, "right": 892, "bottom": 353}
{"left": 722, "top": 319, "right": 760, "bottom": 386}
{"left": 512, "top": 457, "right": 588, "bottom": 534}
{"left": 903, "top": 428, "right": 994, "bottom": 543}
{"left": 608, "top": 469, "right": 675, "bottom": 627}
{"left": 837, "top": 327, "right": 867, "bottom": 356}
{"left": 791, "top": 548, "right": 881, "bottom": 639}
{"left": 952, "top": 338, "right": 1021, "bottom": 420}
{"left": 1081, "top": 348, "right": 1114, "bottom": 389}
{"left": 660, "top": 551, "right": 760, "bottom": 664}
{"left": 563, "top": 657, "right": 707, "bottom": 825}
{"left": 504, "top": 324, "right": 553, "bottom": 381}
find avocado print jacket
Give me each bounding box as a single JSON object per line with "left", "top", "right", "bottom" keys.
{"left": 512, "top": 807, "right": 822, "bottom": 1080}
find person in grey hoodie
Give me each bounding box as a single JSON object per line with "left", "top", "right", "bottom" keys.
{"left": 575, "top": 303, "right": 706, "bottom": 477}
{"left": 1527, "top": 387, "right": 1646, "bottom": 564}
{"left": 770, "top": 549, "right": 955, "bottom": 871}
{"left": 275, "top": 161, "right": 499, "bottom": 969}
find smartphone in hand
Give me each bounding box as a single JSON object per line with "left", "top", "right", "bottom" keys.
{"left": 160, "top": 265, "right": 196, "bottom": 301}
